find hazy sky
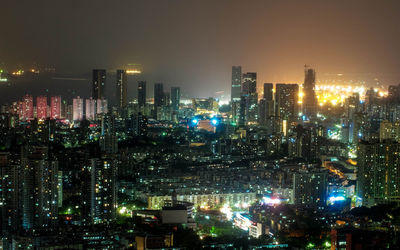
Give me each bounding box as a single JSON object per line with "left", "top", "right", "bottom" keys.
{"left": 1, "top": 0, "right": 400, "bottom": 98}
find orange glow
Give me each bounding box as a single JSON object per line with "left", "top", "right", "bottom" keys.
{"left": 126, "top": 69, "right": 141, "bottom": 74}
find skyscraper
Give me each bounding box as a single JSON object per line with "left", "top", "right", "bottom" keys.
{"left": 50, "top": 96, "right": 61, "bottom": 120}
{"left": 116, "top": 69, "right": 127, "bottom": 108}
{"left": 85, "top": 98, "right": 96, "bottom": 120}
{"left": 293, "top": 171, "right": 327, "bottom": 206}
{"left": 21, "top": 146, "right": 58, "bottom": 230}
{"left": 21, "top": 94, "right": 34, "bottom": 121}
{"left": 92, "top": 69, "right": 106, "bottom": 100}
{"left": 0, "top": 152, "right": 20, "bottom": 233}
{"left": 36, "top": 95, "right": 47, "bottom": 120}
{"left": 241, "top": 72, "right": 258, "bottom": 123}
{"left": 72, "top": 96, "right": 84, "bottom": 121}
{"left": 138, "top": 81, "right": 147, "bottom": 107}
{"left": 357, "top": 141, "right": 400, "bottom": 206}
{"left": 97, "top": 98, "right": 108, "bottom": 114}
{"left": 259, "top": 83, "right": 275, "bottom": 127}
{"left": 231, "top": 66, "right": 242, "bottom": 124}
{"left": 303, "top": 66, "right": 317, "bottom": 118}
{"left": 82, "top": 158, "right": 117, "bottom": 225}
{"left": 154, "top": 83, "right": 164, "bottom": 107}
{"left": 275, "top": 83, "right": 299, "bottom": 119}
{"left": 171, "top": 87, "right": 180, "bottom": 112}
{"left": 231, "top": 66, "right": 242, "bottom": 102}
{"left": 242, "top": 72, "right": 257, "bottom": 95}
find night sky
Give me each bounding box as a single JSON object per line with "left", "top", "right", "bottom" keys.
{"left": 1, "top": 0, "right": 400, "bottom": 99}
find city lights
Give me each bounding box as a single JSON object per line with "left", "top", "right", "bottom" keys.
{"left": 261, "top": 197, "right": 282, "bottom": 205}
{"left": 2, "top": 1, "right": 400, "bottom": 248}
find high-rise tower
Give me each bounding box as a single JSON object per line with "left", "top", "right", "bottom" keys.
{"left": 231, "top": 66, "right": 242, "bottom": 124}
{"left": 303, "top": 66, "right": 317, "bottom": 118}
{"left": 72, "top": 96, "right": 84, "bottom": 121}
{"left": 275, "top": 83, "right": 299, "bottom": 119}
{"left": 36, "top": 95, "right": 48, "bottom": 120}
{"left": 50, "top": 96, "right": 61, "bottom": 120}
{"left": 92, "top": 69, "right": 106, "bottom": 100}
{"left": 116, "top": 69, "right": 127, "bottom": 107}
{"left": 231, "top": 66, "right": 242, "bottom": 102}
{"left": 241, "top": 72, "right": 258, "bottom": 123}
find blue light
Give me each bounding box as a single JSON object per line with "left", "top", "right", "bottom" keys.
{"left": 211, "top": 119, "right": 218, "bottom": 125}
{"left": 329, "top": 196, "right": 346, "bottom": 203}
{"left": 192, "top": 119, "right": 198, "bottom": 125}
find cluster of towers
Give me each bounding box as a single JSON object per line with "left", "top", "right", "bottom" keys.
{"left": 11, "top": 69, "right": 182, "bottom": 123}
{"left": 230, "top": 66, "right": 317, "bottom": 130}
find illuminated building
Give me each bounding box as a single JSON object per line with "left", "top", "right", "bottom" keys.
{"left": 138, "top": 81, "right": 147, "bottom": 107}
{"left": 241, "top": 72, "right": 258, "bottom": 123}
{"left": 50, "top": 96, "right": 61, "bottom": 119}
{"left": 72, "top": 96, "right": 84, "bottom": 121}
{"left": 85, "top": 97, "right": 96, "bottom": 120}
{"left": 36, "top": 95, "right": 48, "bottom": 120}
{"left": 171, "top": 87, "right": 180, "bottom": 112}
{"left": 21, "top": 147, "right": 58, "bottom": 230}
{"left": 242, "top": 72, "right": 256, "bottom": 94}
{"left": 62, "top": 100, "right": 73, "bottom": 121}
{"left": 192, "top": 98, "right": 218, "bottom": 114}
{"left": 249, "top": 223, "right": 270, "bottom": 238}
{"left": 302, "top": 66, "right": 317, "bottom": 118}
{"left": 21, "top": 94, "right": 34, "bottom": 121}
{"left": 0, "top": 152, "right": 20, "bottom": 233}
{"left": 357, "top": 141, "right": 400, "bottom": 206}
{"left": 379, "top": 120, "right": 395, "bottom": 142}
{"left": 293, "top": 171, "right": 327, "bottom": 206}
{"left": 275, "top": 83, "right": 299, "bottom": 120}
{"left": 195, "top": 119, "right": 217, "bottom": 133}
{"left": 116, "top": 69, "right": 127, "bottom": 107}
{"left": 96, "top": 98, "right": 108, "bottom": 114}
{"left": 92, "top": 69, "right": 106, "bottom": 100}
{"left": 231, "top": 66, "right": 242, "bottom": 102}
{"left": 231, "top": 66, "right": 242, "bottom": 124}
{"left": 148, "top": 192, "right": 256, "bottom": 210}
{"left": 82, "top": 158, "right": 117, "bottom": 225}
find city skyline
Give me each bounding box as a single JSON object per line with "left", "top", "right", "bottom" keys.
{"left": 2, "top": 1, "right": 400, "bottom": 249}
{"left": 1, "top": 0, "right": 400, "bottom": 98}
